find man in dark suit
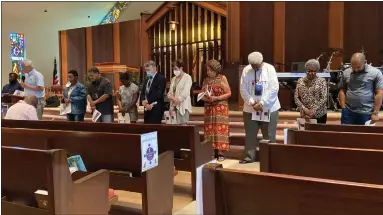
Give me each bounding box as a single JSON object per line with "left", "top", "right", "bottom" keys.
{"left": 141, "top": 60, "right": 166, "bottom": 124}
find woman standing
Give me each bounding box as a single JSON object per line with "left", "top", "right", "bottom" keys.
{"left": 294, "top": 59, "right": 328, "bottom": 123}
{"left": 201, "top": 60, "right": 231, "bottom": 161}
{"left": 167, "top": 60, "right": 193, "bottom": 124}
{"left": 63, "top": 70, "right": 87, "bottom": 121}
{"left": 117, "top": 72, "right": 139, "bottom": 123}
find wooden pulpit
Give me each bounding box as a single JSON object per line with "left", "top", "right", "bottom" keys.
{"left": 94, "top": 63, "right": 140, "bottom": 91}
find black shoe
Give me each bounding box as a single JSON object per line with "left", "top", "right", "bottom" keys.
{"left": 239, "top": 159, "right": 254, "bottom": 164}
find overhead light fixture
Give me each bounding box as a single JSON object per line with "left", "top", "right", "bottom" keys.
{"left": 169, "top": 21, "right": 179, "bottom": 31}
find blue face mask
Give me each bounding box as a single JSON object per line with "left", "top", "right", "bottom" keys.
{"left": 146, "top": 71, "right": 153, "bottom": 78}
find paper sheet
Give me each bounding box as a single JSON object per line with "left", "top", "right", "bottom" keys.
{"left": 296, "top": 118, "right": 317, "bottom": 130}
{"left": 251, "top": 107, "right": 271, "bottom": 122}
{"left": 197, "top": 91, "right": 207, "bottom": 102}
{"left": 92, "top": 109, "right": 102, "bottom": 122}
{"left": 117, "top": 113, "right": 131, "bottom": 124}
{"left": 13, "top": 90, "right": 25, "bottom": 97}
{"left": 59, "top": 103, "right": 71, "bottom": 115}
{"left": 365, "top": 120, "right": 376, "bottom": 126}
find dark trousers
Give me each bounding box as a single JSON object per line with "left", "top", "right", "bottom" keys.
{"left": 144, "top": 106, "right": 163, "bottom": 124}
{"left": 341, "top": 108, "right": 370, "bottom": 125}
{"left": 314, "top": 114, "right": 327, "bottom": 124}
{"left": 67, "top": 113, "right": 85, "bottom": 122}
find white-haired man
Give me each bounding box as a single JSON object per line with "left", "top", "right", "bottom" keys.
{"left": 239, "top": 52, "right": 280, "bottom": 164}
{"left": 20, "top": 59, "right": 45, "bottom": 120}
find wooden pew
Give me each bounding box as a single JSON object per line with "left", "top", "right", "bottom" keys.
{"left": 2, "top": 146, "right": 110, "bottom": 215}
{"left": 286, "top": 129, "right": 383, "bottom": 149}
{"left": 2, "top": 127, "right": 174, "bottom": 215}
{"left": 2, "top": 119, "right": 210, "bottom": 199}
{"left": 259, "top": 142, "right": 383, "bottom": 185}
{"left": 305, "top": 123, "right": 383, "bottom": 133}
{"left": 203, "top": 163, "right": 383, "bottom": 215}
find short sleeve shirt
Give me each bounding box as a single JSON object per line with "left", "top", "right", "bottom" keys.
{"left": 338, "top": 65, "right": 383, "bottom": 114}
{"left": 119, "top": 83, "right": 139, "bottom": 113}
{"left": 87, "top": 77, "right": 114, "bottom": 115}
{"left": 24, "top": 69, "right": 45, "bottom": 98}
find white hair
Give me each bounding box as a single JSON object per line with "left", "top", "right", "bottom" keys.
{"left": 305, "top": 59, "right": 320, "bottom": 71}
{"left": 248, "top": 52, "right": 263, "bottom": 65}
{"left": 22, "top": 59, "right": 34, "bottom": 68}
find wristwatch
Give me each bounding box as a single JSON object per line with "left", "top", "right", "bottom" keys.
{"left": 373, "top": 111, "right": 379, "bottom": 116}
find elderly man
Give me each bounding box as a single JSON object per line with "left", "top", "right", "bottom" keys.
{"left": 140, "top": 60, "right": 166, "bottom": 124}
{"left": 5, "top": 95, "right": 38, "bottom": 120}
{"left": 239, "top": 52, "right": 281, "bottom": 164}
{"left": 87, "top": 67, "right": 114, "bottom": 123}
{"left": 20, "top": 60, "right": 45, "bottom": 120}
{"left": 339, "top": 53, "right": 383, "bottom": 125}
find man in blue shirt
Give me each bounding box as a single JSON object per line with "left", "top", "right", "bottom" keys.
{"left": 2, "top": 73, "right": 23, "bottom": 94}
{"left": 20, "top": 59, "right": 45, "bottom": 120}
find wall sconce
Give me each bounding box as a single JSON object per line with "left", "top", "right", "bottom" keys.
{"left": 169, "top": 21, "right": 179, "bottom": 31}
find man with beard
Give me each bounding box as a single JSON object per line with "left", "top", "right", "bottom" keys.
{"left": 2, "top": 73, "right": 24, "bottom": 94}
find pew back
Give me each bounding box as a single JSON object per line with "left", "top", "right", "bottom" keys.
{"left": 203, "top": 163, "right": 383, "bottom": 215}
{"left": 2, "top": 146, "right": 110, "bottom": 215}
{"left": 260, "top": 143, "right": 383, "bottom": 184}
{"left": 287, "top": 129, "right": 383, "bottom": 149}
{"left": 2, "top": 127, "right": 143, "bottom": 174}
{"left": 305, "top": 123, "right": 383, "bottom": 133}
{"left": 2, "top": 147, "right": 56, "bottom": 212}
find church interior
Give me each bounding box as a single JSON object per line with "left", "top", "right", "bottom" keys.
{"left": 2, "top": 1, "right": 383, "bottom": 215}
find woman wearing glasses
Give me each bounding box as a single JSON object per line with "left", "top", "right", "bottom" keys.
{"left": 294, "top": 59, "right": 328, "bottom": 123}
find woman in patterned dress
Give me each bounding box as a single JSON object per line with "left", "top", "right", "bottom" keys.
{"left": 201, "top": 60, "right": 231, "bottom": 161}
{"left": 294, "top": 59, "right": 328, "bottom": 123}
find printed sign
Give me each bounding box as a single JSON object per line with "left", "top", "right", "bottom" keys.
{"left": 141, "top": 132, "right": 159, "bottom": 172}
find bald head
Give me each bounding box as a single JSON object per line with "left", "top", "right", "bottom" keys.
{"left": 351, "top": 52, "right": 366, "bottom": 72}
{"left": 24, "top": 95, "right": 38, "bottom": 108}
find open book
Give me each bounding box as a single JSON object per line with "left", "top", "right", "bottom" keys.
{"left": 252, "top": 107, "right": 271, "bottom": 122}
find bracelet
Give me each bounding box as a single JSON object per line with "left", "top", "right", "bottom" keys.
{"left": 373, "top": 111, "right": 379, "bottom": 116}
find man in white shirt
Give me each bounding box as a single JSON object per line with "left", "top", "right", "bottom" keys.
{"left": 5, "top": 95, "right": 39, "bottom": 120}
{"left": 20, "top": 59, "right": 45, "bottom": 120}
{"left": 239, "top": 52, "right": 281, "bottom": 164}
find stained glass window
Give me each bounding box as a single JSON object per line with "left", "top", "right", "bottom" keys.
{"left": 100, "top": 1, "right": 129, "bottom": 25}
{"left": 10, "top": 33, "right": 25, "bottom": 80}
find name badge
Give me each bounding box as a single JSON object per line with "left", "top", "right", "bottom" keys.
{"left": 254, "top": 83, "right": 263, "bottom": 96}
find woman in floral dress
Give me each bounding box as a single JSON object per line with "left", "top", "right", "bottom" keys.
{"left": 201, "top": 59, "right": 232, "bottom": 161}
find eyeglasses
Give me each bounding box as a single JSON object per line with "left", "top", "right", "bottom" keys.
{"left": 306, "top": 69, "right": 316, "bottom": 73}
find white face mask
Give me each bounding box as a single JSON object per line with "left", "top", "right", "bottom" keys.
{"left": 173, "top": 70, "right": 181, "bottom": 77}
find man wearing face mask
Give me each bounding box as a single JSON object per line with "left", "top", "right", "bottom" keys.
{"left": 2, "top": 73, "right": 24, "bottom": 94}
{"left": 141, "top": 60, "right": 166, "bottom": 124}
{"left": 87, "top": 67, "right": 114, "bottom": 123}
{"left": 339, "top": 52, "right": 383, "bottom": 125}
{"left": 167, "top": 59, "right": 193, "bottom": 124}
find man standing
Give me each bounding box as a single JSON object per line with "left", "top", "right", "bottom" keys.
{"left": 339, "top": 53, "right": 383, "bottom": 125}
{"left": 141, "top": 60, "right": 166, "bottom": 124}
{"left": 87, "top": 67, "right": 114, "bottom": 123}
{"left": 2, "top": 73, "right": 24, "bottom": 94}
{"left": 20, "top": 60, "right": 45, "bottom": 120}
{"left": 239, "top": 52, "right": 281, "bottom": 164}
{"left": 63, "top": 70, "right": 87, "bottom": 121}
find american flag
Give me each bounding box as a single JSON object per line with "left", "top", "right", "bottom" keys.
{"left": 52, "top": 57, "right": 59, "bottom": 85}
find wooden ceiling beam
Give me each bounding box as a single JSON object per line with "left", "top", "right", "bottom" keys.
{"left": 193, "top": 2, "right": 228, "bottom": 17}
{"left": 145, "top": 1, "right": 179, "bottom": 30}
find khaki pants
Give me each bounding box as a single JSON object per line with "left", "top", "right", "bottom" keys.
{"left": 242, "top": 110, "right": 279, "bottom": 161}
{"left": 36, "top": 98, "right": 45, "bottom": 120}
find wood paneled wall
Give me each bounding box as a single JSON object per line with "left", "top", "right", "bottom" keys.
{"left": 59, "top": 19, "right": 141, "bottom": 85}
{"left": 285, "top": 2, "right": 329, "bottom": 71}
{"left": 236, "top": 1, "right": 383, "bottom": 74}
{"left": 148, "top": 2, "right": 226, "bottom": 86}
{"left": 344, "top": 2, "right": 383, "bottom": 65}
